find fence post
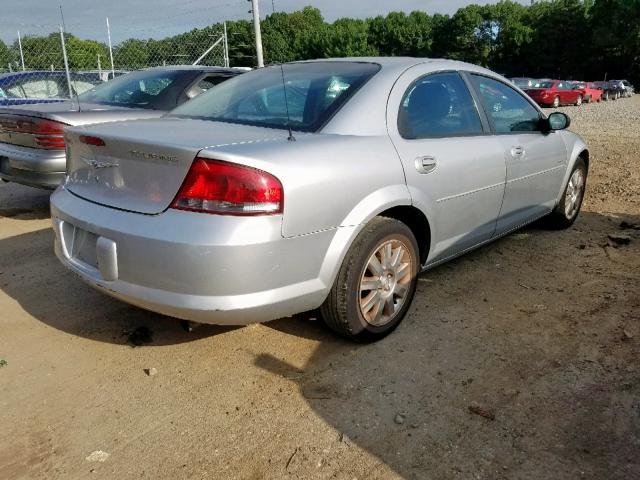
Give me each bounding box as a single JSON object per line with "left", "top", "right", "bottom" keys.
{"left": 250, "top": 0, "right": 264, "bottom": 67}
{"left": 223, "top": 22, "right": 229, "bottom": 68}
{"left": 17, "top": 31, "right": 25, "bottom": 71}
{"left": 106, "top": 17, "right": 115, "bottom": 77}
{"left": 59, "top": 26, "right": 74, "bottom": 100}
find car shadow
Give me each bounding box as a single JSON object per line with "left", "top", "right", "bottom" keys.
{"left": 0, "top": 182, "right": 51, "bottom": 220}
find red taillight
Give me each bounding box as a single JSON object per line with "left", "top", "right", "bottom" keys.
{"left": 171, "top": 158, "right": 284, "bottom": 216}
{"left": 0, "top": 116, "right": 67, "bottom": 150}
{"left": 79, "top": 135, "right": 106, "bottom": 146}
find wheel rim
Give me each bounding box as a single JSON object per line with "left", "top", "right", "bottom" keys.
{"left": 358, "top": 239, "right": 413, "bottom": 327}
{"left": 564, "top": 168, "right": 585, "bottom": 219}
{"left": 577, "top": 96, "right": 582, "bottom": 105}
{"left": 554, "top": 97, "right": 560, "bottom": 107}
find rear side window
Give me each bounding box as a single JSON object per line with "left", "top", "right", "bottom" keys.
{"left": 470, "top": 74, "right": 541, "bottom": 134}
{"left": 398, "top": 72, "right": 483, "bottom": 139}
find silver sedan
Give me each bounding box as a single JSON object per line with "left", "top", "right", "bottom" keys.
{"left": 0, "top": 66, "right": 242, "bottom": 189}
{"left": 51, "top": 58, "right": 589, "bottom": 342}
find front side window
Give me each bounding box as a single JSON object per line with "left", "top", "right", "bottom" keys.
{"left": 398, "top": 72, "right": 483, "bottom": 139}
{"left": 470, "top": 74, "right": 542, "bottom": 134}
{"left": 170, "top": 62, "right": 380, "bottom": 132}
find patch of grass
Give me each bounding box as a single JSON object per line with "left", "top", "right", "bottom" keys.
{"left": 0, "top": 359, "right": 7, "bottom": 368}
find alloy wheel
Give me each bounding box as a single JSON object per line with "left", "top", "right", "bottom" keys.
{"left": 564, "top": 168, "right": 585, "bottom": 219}
{"left": 358, "top": 239, "right": 413, "bottom": 327}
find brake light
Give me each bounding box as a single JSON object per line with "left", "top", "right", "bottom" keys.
{"left": 79, "top": 135, "right": 106, "bottom": 146}
{"left": 171, "top": 158, "right": 283, "bottom": 215}
{"left": 0, "top": 116, "right": 67, "bottom": 150}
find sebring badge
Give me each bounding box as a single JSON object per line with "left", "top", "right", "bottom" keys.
{"left": 129, "top": 149, "right": 178, "bottom": 164}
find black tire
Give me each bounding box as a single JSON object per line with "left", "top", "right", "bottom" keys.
{"left": 320, "top": 217, "right": 419, "bottom": 342}
{"left": 603, "top": 91, "right": 609, "bottom": 101}
{"left": 546, "top": 157, "right": 588, "bottom": 229}
{"left": 575, "top": 95, "right": 583, "bottom": 106}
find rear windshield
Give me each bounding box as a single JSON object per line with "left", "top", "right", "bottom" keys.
{"left": 77, "top": 70, "right": 183, "bottom": 109}
{"left": 169, "top": 62, "right": 381, "bottom": 132}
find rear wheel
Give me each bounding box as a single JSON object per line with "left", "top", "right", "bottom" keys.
{"left": 320, "top": 217, "right": 419, "bottom": 342}
{"left": 546, "top": 158, "right": 587, "bottom": 229}
{"left": 552, "top": 96, "right": 560, "bottom": 108}
{"left": 575, "top": 95, "right": 583, "bottom": 106}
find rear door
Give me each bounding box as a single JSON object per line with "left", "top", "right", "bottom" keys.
{"left": 387, "top": 68, "right": 507, "bottom": 263}
{"left": 467, "top": 74, "right": 567, "bottom": 233}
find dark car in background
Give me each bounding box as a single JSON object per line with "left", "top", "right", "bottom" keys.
{"left": 609, "top": 79, "right": 635, "bottom": 98}
{"left": 0, "top": 71, "right": 103, "bottom": 106}
{"left": 0, "top": 66, "right": 244, "bottom": 189}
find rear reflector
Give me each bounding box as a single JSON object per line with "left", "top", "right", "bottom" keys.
{"left": 171, "top": 158, "right": 283, "bottom": 215}
{"left": 79, "top": 135, "right": 106, "bottom": 146}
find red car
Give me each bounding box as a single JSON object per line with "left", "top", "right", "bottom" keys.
{"left": 524, "top": 80, "right": 583, "bottom": 107}
{"left": 573, "top": 82, "right": 604, "bottom": 103}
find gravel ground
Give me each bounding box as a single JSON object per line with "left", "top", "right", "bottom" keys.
{"left": 0, "top": 96, "right": 638, "bottom": 480}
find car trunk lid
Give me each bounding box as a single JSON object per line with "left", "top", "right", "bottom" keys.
{"left": 65, "top": 118, "right": 286, "bottom": 215}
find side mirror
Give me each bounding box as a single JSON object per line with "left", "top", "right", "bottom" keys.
{"left": 544, "top": 112, "right": 571, "bottom": 132}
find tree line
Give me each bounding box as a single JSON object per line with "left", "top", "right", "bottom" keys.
{"left": 1, "top": 0, "right": 638, "bottom": 84}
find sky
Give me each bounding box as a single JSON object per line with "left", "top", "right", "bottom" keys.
{"left": 0, "top": 0, "right": 528, "bottom": 44}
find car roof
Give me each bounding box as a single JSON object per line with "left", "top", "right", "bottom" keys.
{"left": 142, "top": 65, "right": 246, "bottom": 74}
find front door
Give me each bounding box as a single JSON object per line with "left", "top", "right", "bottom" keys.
{"left": 467, "top": 74, "right": 567, "bottom": 233}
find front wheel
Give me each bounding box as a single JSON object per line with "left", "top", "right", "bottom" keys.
{"left": 320, "top": 217, "right": 419, "bottom": 342}
{"left": 546, "top": 158, "right": 587, "bottom": 229}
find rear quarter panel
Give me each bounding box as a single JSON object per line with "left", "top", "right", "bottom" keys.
{"left": 198, "top": 133, "right": 409, "bottom": 238}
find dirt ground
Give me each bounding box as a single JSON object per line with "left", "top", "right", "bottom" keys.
{"left": 1, "top": 96, "right": 639, "bottom": 480}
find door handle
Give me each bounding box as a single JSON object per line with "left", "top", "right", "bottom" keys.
{"left": 511, "top": 146, "right": 525, "bottom": 157}
{"left": 415, "top": 155, "right": 437, "bottom": 174}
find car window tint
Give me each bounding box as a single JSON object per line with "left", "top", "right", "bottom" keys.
{"left": 398, "top": 72, "right": 483, "bottom": 139}
{"left": 72, "top": 80, "right": 97, "bottom": 95}
{"left": 5, "top": 85, "right": 25, "bottom": 98}
{"left": 170, "top": 62, "right": 380, "bottom": 132}
{"left": 21, "top": 79, "right": 60, "bottom": 98}
{"left": 198, "top": 75, "right": 228, "bottom": 92}
{"left": 470, "top": 74, "right": 541, "bottom": 134}
{"left": 78, "top": 70, "right": 182, "bottom": 109}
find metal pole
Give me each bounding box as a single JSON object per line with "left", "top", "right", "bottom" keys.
{"left": 106, "top": 17, "right": 115, "bottom": 78}
{"left": 97, "top": 54, "right": 102, "bottom": 79}
{"left": 223, "top": 21, "right": 229, "bottom": 68}
{"left": 17, "top": 31, "right": 25, "bottom": 70}
{"left": 250, "top": 0, "right": 264, "bottom": 67}
{"left": 59, "top": 26, "right": 73, "bottom": 100}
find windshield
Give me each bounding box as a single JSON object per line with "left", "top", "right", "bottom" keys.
{"left": 170, "top": 62, "right": 380, "bottom": 132}
{"left": 534, "top": 81, "right": 554, "bottom": 88}
{"left": 77, "top": 70, "right": 182, "bottom": 108}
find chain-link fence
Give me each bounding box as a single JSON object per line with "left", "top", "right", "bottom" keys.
{"left": 0, "top": 18, "right": 230, "bottom": 102}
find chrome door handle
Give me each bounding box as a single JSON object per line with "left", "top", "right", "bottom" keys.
{"left": 511, "top": 146, "right": 525, "bottom": 157}
{"left": 415, "top": 155, "right": 437, "bottom": 174}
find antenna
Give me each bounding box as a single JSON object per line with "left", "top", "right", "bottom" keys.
{"left": 279, "top": 64, "right": 295, "bottom": 142}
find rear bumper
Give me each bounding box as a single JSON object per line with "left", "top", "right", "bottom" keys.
{"left": 0, "top": 142, "right": 65, "bottom": 189}
{"left": 50, "top": 186, "right": 340, "bottom": 325}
